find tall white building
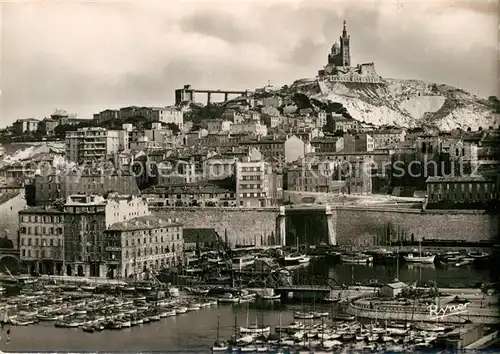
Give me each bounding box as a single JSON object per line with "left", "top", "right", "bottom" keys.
{"left": 65, "top": 127, "right": 120, "bottom": 163}
{"left": 235, "top": 158, "right": 272, "bottom": 208}
{"left": 151, "top": 107, "right": 184, "bottom": 129}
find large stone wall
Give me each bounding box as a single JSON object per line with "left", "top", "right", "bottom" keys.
{"left": 334, "top": 207, "right": 498, "bottom": 246}
{"left": 152, "top": 207, "right": 279, "bottom": 247}
{"left": 153, "top": 206, "right": 498, "bottom": 247}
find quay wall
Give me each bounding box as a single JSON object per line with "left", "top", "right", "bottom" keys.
{"left": 152, "top": 207, "right": 279, "bottom": 247}
{"left": 346, "top": 300, "right": 500, "bottom": 325}
{"left": 152, "top": 206, "right": 498, "bottom": 246}
{"left": 335, "top": 207, "right": 498, "bottom": 246}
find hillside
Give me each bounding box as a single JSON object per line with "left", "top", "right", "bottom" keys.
{"left": 290, "top": 78, "right": 499, "bottom": 131}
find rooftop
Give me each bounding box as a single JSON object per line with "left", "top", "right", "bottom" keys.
{"left": 426, "top": 176, "right": 494, "bottom": 183}
{"left": 143, "top": 182, "right": 235, "bottom": 195}
{"left": 19, "top": 206, "right": 64, "bottom": 215}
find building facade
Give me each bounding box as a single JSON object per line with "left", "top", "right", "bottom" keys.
{"left": 235, "top": 159, "right": 274, "bottom": 207}
{"left": 63, "top": 194, "right": 149, "bottom": 278}
{"left": 104, "top": 215, "right": 184, "bottom": 280}
{"left": 13, "top": 118, "right": 40, "bottom": 134}
{"left": 19, "top": 207, "right": 65, "bottom": 275}
{"left": 65, "top": 127, "right": 120, "bottom": 163}
{"left": 426, "top": 176, "right": 499, "bottom": 206}
{"left": 29, "top": 171, "right": 140, "bottom": 207}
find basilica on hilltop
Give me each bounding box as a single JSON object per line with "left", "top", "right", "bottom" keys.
{"left": 318, "top": 21, "right": 383, "bottom": 84}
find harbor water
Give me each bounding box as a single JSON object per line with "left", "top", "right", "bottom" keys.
{"left": 0, "top": 258, "right": 494, "bottom": 352}
{"left": 296, "top": 258, "right": 493, "bottom": 288}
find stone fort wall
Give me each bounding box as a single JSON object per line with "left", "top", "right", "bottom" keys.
{"left": 152, "top": 207, "right": 279, "bottom": 247}
{"left": 152, "top": 206, "right": 498, "bottom": 247}
{"left": 334, "top": 207, "right": 498, "bottom": 246}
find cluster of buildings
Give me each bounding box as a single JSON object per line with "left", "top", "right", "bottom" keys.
{"left": 19, "top": 190, "right": 185, "bottom": 279}
{"left": 3, "top": 20, "right": 499, "bottom": 279}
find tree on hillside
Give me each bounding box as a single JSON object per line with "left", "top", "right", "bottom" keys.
{"left": 166, "top": 123, "right": 180, "bottom": 134}
{"left": 325, "top": 102, "right": 344, "bottom": 113}
{"left": 291, "top": 93, "right": 312, "bottom": 109}
{"left": 324, "top": 115, "right": 335, "bottom": 133}
{"left": 54, "top": 124, "right": 77, "bottom": 139}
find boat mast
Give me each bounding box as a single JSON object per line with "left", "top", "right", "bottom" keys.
{"left": 216, "top": 314, "right": 220, "bottom": 343}
{"left": 278, "top": 312, "right": 282, "bottom": 346}
{"left": 396, "top": 248, "right": 399, "bottom": 281}
{"left": 234, "top": 315, "right": 238, "bottom": 343}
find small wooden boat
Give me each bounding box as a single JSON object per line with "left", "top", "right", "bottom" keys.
{"left": 404, "top": 253, "right": 436, "bottom": 264}
{"left": 323, "top": 296, "right": 341, "bottom": 303}
{"left": 217, "top": 293, "right": 240, "bottom": 304}
{"left": 211, "top": 341, "right": 229, "bottom": 352}
{"left": 341, "top": 253, "right": 373, "bottom": 264}
{"left": 55, "top": 320, "right": 81, "bottom": 328}
{"left": 136, "top": 284, "right": 153, "bottom": 292}
{"left": 187, "top": 305, "right": 200, "bottom": 312}
{"left": 414, "top": 322, "right": 445, "bottom": 332}
{"left": 260, "top": 294, "right": 281, "bottom": 301}
{"left": 312, "top": 311, "right": 329, "bottom": 318}
{"left": 149, "top": 314, "right": 161, "bottom": 321}
{"left": 37, "top": 313, "right": 62, "bottom": 321}
{"left": 239, "top": 325, "right": 271, "bottom": 335}
{"left": 467, "top": 251, "right": 490, "bottom": 260}
{"left": 82, "top": 325, "right": 95, "bottom": 333}
{"left": 293, "top": 311, "right": 314, "bottom": 319}
{"left": 121, "top": 320, "right": 132, "bottom": 328}
{"left": 74, "top": 309, "right": 87, "bottom": 316}
{"left": 11, "top": 317, "right": 35, "bottom": 326}
{"left": 174, "top": 306, "right": 188, "bottom": 314}
{"left": 81, "top": 284, "right": 97, "bottom": 292}
{"left": 94, "top": 323, "right": 105, "bottom": 331}
{"left": 164, "top": 310, "right": 176, "bottom": 317}
{"left": 330, "top": 313, "right": 355, "bottom": 321}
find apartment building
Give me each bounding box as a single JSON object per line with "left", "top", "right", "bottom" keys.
{"left": 368, "top": 129, "right": 407, "bottom": 149}
{"left": 18, "top": 207, "right": 65, "bottom": 275}
{"left": 63, "top": 194, "right": 149, "bottom": 278}
{"left": 229, "top": 121, "right": 268, "bottom": 137}
{"left": 426, "top": 176, "right": 499, "bottom": 207}
{"left": 242, "top": 135, "right": 310, "bottom": 163}
{"left": 104, "top": 215, "right": 184, "bottom": 280}
{"left": 344, "top": 134, "right": 375, "bottom": 153}
{"left": 152, "top": 107, "right": 184, "bottom": 129}
{"left": 93, "top": 109, "right": 120, "bottom": 125}
{"left": 12, "top": 118, "right": 40, "bottom": 134}
{"left": 28, "top": 170, "right": 140, "bottom": 207}
{"left": 311, "top": 137, "right": 344, "bottom": 153}
{"left": 65, "top": 127, "right": 119, "bottom": 163}
{"left": 235, "top": 159, "right": 274, "bottom": 207}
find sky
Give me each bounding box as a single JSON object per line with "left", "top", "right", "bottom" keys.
{"left": 0, "top": 0, "right": 498, "bottom": 127}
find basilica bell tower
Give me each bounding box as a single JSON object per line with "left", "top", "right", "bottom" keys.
{"left": 340, "top": 20, "right": 351, "bottom": 67}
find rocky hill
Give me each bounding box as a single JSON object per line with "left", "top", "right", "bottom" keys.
{"left": 289, "top": 78, "right": 499, "bottom": 131}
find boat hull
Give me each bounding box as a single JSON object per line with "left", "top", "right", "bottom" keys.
{"left": 404, "top": 254, "right": 436, "bottom": 264}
